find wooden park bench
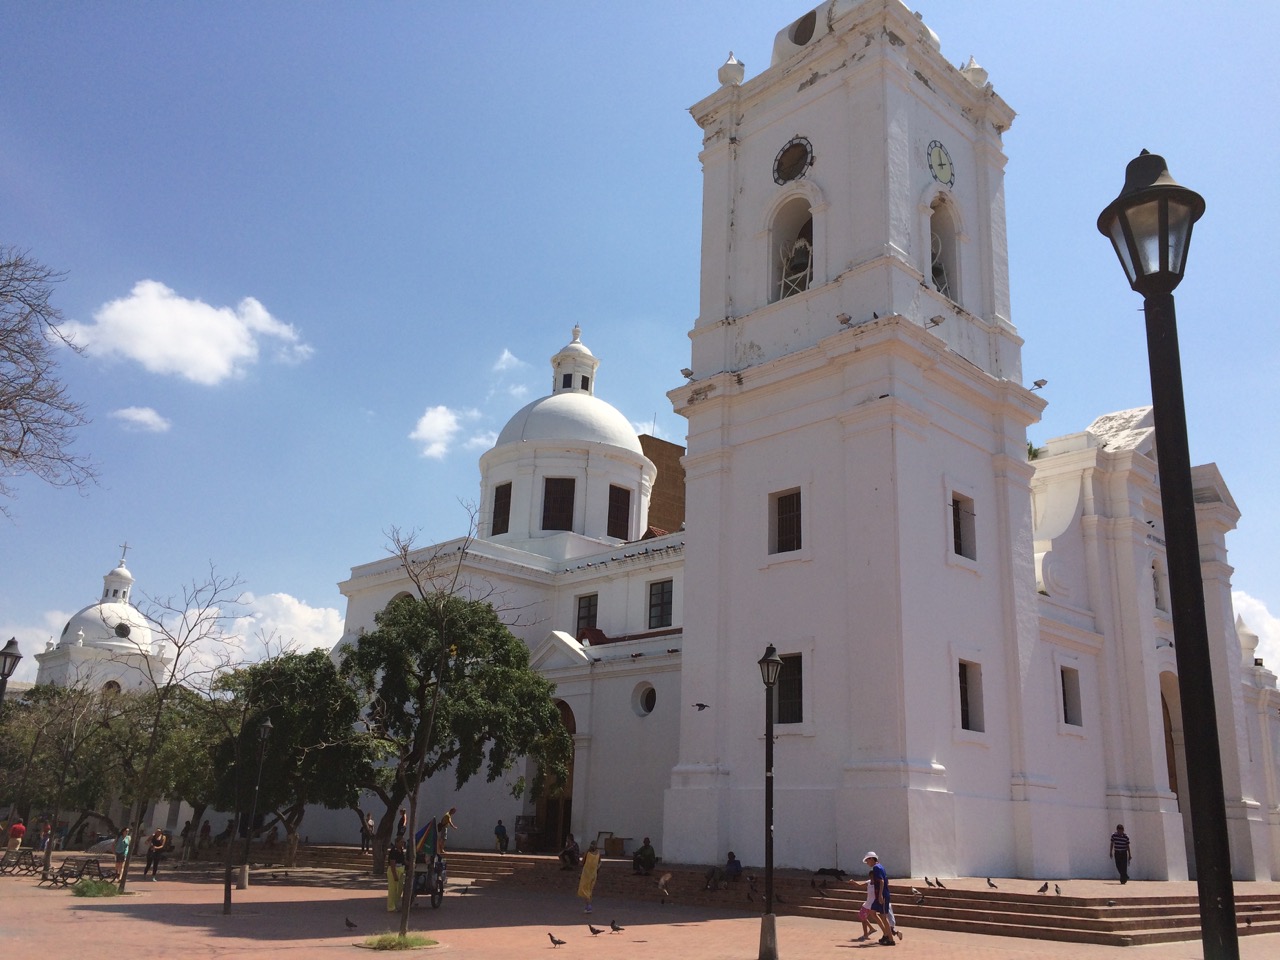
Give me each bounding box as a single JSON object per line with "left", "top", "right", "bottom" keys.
{"left": 1, "top": 848, "right": 40, "bottom": 875}
{"left": 38, "top": 856, "right": 109, "bottom": 887}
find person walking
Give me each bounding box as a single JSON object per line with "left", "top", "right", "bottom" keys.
{"left": 494, "top": 819, "right": 508, "bottom": 854}
{"left": 142, "top": 828, "right": 168, "bottom": 880}
{"left": 395, "top": 808, "right": 408, "bottom": 843}
{"left": 1109, "top": 824, "right": 1132, "bottom": 884}
{"left": 578, "top": 839, "right": 602, "bottom": 913}
{"left": 863, "top": 851, "right": 896, "bottom": 946}
{"left": 6, "top": 817, "right": 25, "bottom": 851}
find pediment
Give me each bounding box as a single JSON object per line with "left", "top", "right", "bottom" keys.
{"left": 530, "top": 630, "right": 592, "bottom": 672}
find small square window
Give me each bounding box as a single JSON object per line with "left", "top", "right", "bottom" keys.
{"left": 580, "top": 375, "right": 590, "bottom": 391}
{"left": 648, "top": 579, "right": 673, "bottom": 629}
{"left": 561, "top": 373, "right": 573, "bottom": 389}
{"left": 1061, "top": 666, "right": 1082, "bottom": 727}
{"left": 958, "top": 659, "right": 984, "bottom": 732}
{"left": 951, "top": 493, "right": 976, "bottom": 560}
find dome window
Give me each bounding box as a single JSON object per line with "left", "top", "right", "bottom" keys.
{"left": 542, "top": 478, "right": 576, "bottom": 531}
{"left": 115, "top": 622, "right": 132, "bottom": 639}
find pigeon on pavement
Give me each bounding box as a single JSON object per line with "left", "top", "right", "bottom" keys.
{"left": 987, "top": 878, "right": 998, "bottom": 889}
{"left": 1036, "top": 882, "right": 1049, "bottom": 894}
{"left": 924, "top": 877, "right": 935, "bottom": 888}
{"left": 1055, "top": 883, "right": 1062, "bottom": 896}
{"left": 610, "top": 920, "right": 624, "bottom": 933}
{"left": 588, "top": 924, "right": 604, "bottom": 936}
{"left": 548, "top": 933, "right": 566, "bottom": 948}
{"left": 935, "top": 878, "right": 946, "bottom": 889}
{"left": 344, "top": 918, "right": 357, "bottom": 930}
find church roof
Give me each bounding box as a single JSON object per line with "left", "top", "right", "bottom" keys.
{"left": 495, "top": 392, "right": 642, "bottom": 453}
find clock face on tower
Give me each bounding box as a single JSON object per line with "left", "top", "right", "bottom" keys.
{"left": 927, "top": 140, "right": 954, "bottom": 187}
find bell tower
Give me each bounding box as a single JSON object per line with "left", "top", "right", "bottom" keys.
{"left": 664, "top": 0, "right": 1049, "bottom": 878}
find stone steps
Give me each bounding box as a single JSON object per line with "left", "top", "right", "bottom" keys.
{"left": 195, "top": 846, "right": 1280, "bottom": 945}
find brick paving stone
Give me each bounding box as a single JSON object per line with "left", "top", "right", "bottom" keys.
{"left": 1, "top": 867, "right": 1277, "bottom": 960}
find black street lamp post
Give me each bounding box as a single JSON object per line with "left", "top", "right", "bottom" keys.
{"left": 1097, "top": 150, "right": 1238, "bottom": 960}
{"left": 0, "top": 638, "right": 23, "bottom": 706}
{"left": 757, "top": 644, "right": 784, "bottom": 960}
{"left": 237, "top": 717, "right": 273, "bottom": 891}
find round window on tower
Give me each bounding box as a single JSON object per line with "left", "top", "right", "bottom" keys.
{"left": 114, "top": 622, "right": 131, "bottom": 639}
{"left": 773, "top": 137, "right": 813, "bottom": 184}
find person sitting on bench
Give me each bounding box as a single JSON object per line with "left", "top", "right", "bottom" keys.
{"left": 632, "top": 837, "right": 657, "bottom": 875}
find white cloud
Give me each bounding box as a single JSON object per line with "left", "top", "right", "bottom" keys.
{"left": 493, "top": 349, "right": 526, "bottom": 372}
{"left": 410, "top": 405, "right": 480, "bottom": 459}
{"left": 0, "top": 609, "right": 73, "bottom": 684}
{"left": 231, "top": 592, "right": 344, "bottom": 662}
{"left": 1233, "top": 591, "right": 1280, "bottom": 672}
{"left": 507, "top": 384, "right": 530, "bottom": 400}
{"left": 65, "top": 280, "right": 312, "bottom": 385}
{"left": 110, "top": 406, "right": 171, "bottom": 432}
{"left": 464, "top": 430, "right": 498, "bottom": 450}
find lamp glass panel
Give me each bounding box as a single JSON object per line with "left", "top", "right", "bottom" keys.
{"left": 1166, "top": 199, "right": 1194, "bottom": 275}
{"left": 1108, "top": 217, "right": 1138, "bottom": 285}
{"left": 1124, "top": 199, "right": 1163, "bottom": 278}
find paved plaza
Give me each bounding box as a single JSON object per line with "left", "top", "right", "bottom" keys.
{"left": 3, "top": 867, "right": 1278, "bottom": 960}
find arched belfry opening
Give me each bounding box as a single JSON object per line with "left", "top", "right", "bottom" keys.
{"left": 929, "top": 198, "right": 958, "bottom": 302}
{"left": 771, "top": 197, "right": 814, "bottom": 302}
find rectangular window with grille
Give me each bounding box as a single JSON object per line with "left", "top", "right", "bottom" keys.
{"left": 577, "top": 594, "right": 598, "bottom": 632}
{"left": 608, "top": 485, "right": 631, "bottom": 540}
{"left": 491, "top": 482, "right": 511, "bottom": 536}
{"left": 771, "top": 489, "right": 802, "bottom": 554}
{"left": 648, "top": 579, "right": 673, "bottom": 629}
{"left": 542, "top": 477, "right": 575, "bottom": 531}
{"left": 774, "top": 654, "right": 803, "bottom": 724}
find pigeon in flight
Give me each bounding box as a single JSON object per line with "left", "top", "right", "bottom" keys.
{"left": 548, "top": 932, "right": 566, "bottom": 948}
{"left": 693, "top": 703, "right": 710, "bottom": 711}
{"left": 658, "top": 872, "right": 673, "bottom": 897}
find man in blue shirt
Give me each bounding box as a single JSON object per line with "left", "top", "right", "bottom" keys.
{"left": 864, "top": 851, "right": 895, "bottom": 946}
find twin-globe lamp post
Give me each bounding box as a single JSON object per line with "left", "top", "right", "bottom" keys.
{"left": 0, "top": 638, "right": 23, "bottom": 706}
{"left": 757, "top": 644, "right": 784, "bottom": 960}
{"left": 1097, "top": 150, "right": 1238, "bottom": 960}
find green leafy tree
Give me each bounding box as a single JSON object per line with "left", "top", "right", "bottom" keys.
{"left": 339, "top": 529, "right": 571, "bottom": 937}
{"left": 213, "top": 650, "right": 375, "bottom": 866}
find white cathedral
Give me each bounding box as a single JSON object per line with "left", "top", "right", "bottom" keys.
{"left": 47, "top": 0, "right": 1280, "bottom": 881}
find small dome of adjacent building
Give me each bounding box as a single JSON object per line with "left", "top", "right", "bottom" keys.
{"left": 59, "top": 556, "right": 154, "bottom": 652}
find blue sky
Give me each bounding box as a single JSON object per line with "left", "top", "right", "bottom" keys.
{"left": 3, "top": 1, "right": 1278, "bottom": 681}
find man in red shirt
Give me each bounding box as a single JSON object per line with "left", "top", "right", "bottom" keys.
{"left": 6, "top": 817, "right": 26, "bottom": 851}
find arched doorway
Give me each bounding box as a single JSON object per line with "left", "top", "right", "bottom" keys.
{"left": 535, "top": 700, "right": 576, "bottom": 850}
{"left": 1160, "top": 671, "right": 1194, "bottom": 877}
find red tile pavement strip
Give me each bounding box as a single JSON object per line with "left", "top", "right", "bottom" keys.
{"left": 2, "top": 867, "right": 1278, "bottom": 960}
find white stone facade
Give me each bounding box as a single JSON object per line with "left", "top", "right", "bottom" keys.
{"left": 315, "top": 0, "right": 1280, "bottom": 880}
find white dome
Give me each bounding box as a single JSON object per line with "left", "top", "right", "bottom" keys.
{"left": 61, "top": 600, "right": 154, "bottom": 652}
{"left": 495, "top": 392, "right": 643, "bottom": 454}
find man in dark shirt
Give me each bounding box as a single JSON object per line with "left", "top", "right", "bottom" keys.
{"left": 1109, "top": 824, "right": 1132, "bottom": 883}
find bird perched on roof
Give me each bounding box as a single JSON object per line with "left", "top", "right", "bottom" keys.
{"left": 1054, "top": 883, "right": 1062, "bottom": 896}
{"left": 588, "top": 924, "right": 604, "bottom": 936}
{"left": 1037, "top": 881, "right": 1049, "bottom": 894}
{"left": 610, "top": 920, "right": 624, "bottom": 933}
{"left": 692, "top": 703, "right": 710, "bottom": 711}
{"left": 924, "top": 877, "right": 935, "bottom": 888}
{"left": 548, "top": 933, "right": 566, "bottom": 947}
{"left": 344, "top": 917, "right": 357, "bottom": 930}
{"left": 935, "top": 878, "right": 946, "bottom": 889}
{"left": 987, "top": 877, "right": 998, "bottom": 889}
